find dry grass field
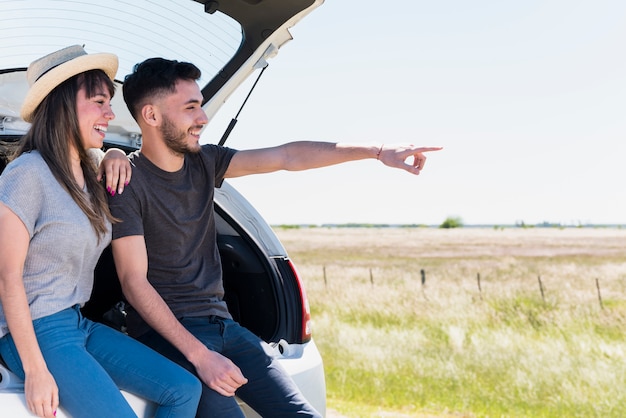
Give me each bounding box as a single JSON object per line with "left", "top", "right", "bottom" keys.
{"left": 273, "top": 226, "right": 626, "bottom": 418}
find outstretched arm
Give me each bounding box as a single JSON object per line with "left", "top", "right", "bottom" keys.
{"left": 111, "top": 236, "right": 248, "bottom": 397}
{"left": 224, "top": 142, "right": 442, "bottom": 178}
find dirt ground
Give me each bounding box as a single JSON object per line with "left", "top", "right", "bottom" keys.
{"left": 275, "top": 226, "right": 626, "bottom": 258}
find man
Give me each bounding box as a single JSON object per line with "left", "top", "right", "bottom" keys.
{"left": 109, "top": 57, "right": 442, "bottom": 417}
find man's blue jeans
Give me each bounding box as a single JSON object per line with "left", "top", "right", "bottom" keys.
{"left": 0, "top": 305, "right": 201, "bottom": 417}
{"left": 138, "top": 316, "right": 322, "bottom": 418}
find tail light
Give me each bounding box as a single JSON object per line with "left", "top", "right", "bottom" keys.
{"left": 287, "top": 259, "right": 312, "bottom": 342}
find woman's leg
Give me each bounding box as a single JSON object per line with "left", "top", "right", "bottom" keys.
{"left": 0, "top": 307, "right": 137, "bottom": 418}
{"left": 84, "top": 317, "right": 201, "bottom": 418}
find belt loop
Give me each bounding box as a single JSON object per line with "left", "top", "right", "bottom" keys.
{"left": 208, "top": 315, "right": 224, "bottom": 334}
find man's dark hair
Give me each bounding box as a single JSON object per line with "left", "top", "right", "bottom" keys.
{"left": 123, "top": 57, "right": 202, "bottom": 121}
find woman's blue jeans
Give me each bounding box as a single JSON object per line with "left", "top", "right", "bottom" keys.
{"left": 139, "top": 316, "right": 322, "bottom": 418}
{"left": 0, "top": 305, "right": 201, "bottom": 417}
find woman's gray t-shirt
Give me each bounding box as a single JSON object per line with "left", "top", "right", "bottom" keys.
{"left": 0, "top": 151, "right": 111, "bottom": 338}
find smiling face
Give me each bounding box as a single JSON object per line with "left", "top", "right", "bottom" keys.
{"left": 157, "top": 78, "right": 208, "bottom": 155}
{"left": 75, "top": 80, "right": 115, "bottom": 151}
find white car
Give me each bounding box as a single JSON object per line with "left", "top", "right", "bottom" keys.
{"left": 0, "top": 0, "right": 326, "bottom": 416}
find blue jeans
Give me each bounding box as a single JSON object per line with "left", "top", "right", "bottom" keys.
{"left": 0, "top": 305, "right": 201, "bottom": 418}
{"left": 138, "top": 316, "right": 321, "bottom": 418}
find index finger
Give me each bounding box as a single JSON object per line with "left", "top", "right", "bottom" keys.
{"left": 413, "top": 146, "right": 443, "bottom": 153}
{"left": 52, "top": 386, "right": 59, "bottom": 416}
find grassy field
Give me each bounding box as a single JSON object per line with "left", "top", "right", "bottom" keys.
{"left": 273, "top": 227, "right": 626, "bottom": 418}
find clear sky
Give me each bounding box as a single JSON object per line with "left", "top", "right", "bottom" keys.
{"left": 202, "top": 0, "right": 626, "bottom": 226}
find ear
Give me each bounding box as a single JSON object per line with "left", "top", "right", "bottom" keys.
{"left": 140, "top": 104, "right": 160, "bottom": 127}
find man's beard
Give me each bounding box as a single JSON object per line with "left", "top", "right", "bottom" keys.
{"left": 161, "top": 115, "right": 201, "bottom": 155}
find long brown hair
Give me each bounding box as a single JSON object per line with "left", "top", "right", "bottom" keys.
{"left": 15, "top": 69, "right": 117, "bottom": 241}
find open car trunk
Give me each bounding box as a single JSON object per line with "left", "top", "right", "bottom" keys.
{"left": 0, "top": 1, "right": 326, "bottom": 414}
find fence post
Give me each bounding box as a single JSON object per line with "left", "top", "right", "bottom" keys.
{"left": 596, "top": 278, "right": 604, "bottom": 310}
{"left": 420, "top": 269, "right": 428, "bottom": 301}
{"left": 538, "top": 276, "right": 545, "bottom": 303}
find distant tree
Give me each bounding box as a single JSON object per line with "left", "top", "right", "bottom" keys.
{"left": 440, "top": 216, "right": 463, "bottom": 229}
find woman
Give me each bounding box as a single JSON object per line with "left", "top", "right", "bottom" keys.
{"left": 0, "top": 45, "right": 201, "bottom": 418}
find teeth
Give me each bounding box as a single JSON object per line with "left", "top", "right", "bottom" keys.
{"left": 94, "top": 125, "right": 107, "bottom": 132}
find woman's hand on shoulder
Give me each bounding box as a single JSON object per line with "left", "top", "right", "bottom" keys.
{"left": 98, "top": 148, "right": 131, "bottom": 196}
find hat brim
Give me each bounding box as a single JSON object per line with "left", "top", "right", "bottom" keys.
{"left": 21, "top": 53, "right": 118, "bottom": 123}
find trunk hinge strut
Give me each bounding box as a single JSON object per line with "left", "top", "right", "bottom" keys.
{"left": 218, "top": 64, "right": 268, "bottom": 146}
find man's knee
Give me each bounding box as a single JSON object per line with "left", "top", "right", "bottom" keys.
{"left": 196, "top": 383, "right": 245, "bottom": 418}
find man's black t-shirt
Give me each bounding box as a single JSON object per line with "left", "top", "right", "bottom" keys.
{"left": 109, "top": 144, "right": 237, "bottom": 337}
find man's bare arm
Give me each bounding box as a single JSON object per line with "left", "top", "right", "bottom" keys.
{"left": 225, "top": 141, "right": 442, "bottom": 178}
{"left": 111, "top": 235, "right": 248, "bottom": 396}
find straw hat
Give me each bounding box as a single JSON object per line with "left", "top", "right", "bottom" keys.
{"left": 21, "top": 45, "right": 118, "bottom": 122}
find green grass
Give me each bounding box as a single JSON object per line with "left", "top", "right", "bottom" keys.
{"left": 275, "top": 227, "right": 626, "bottom": 417}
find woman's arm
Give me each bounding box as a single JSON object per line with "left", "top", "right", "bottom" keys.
{"left": 0, "top": 204, "right": 58, "bottom": 417}
{"left": 92, "top": 148, "right": 132, "bottom": 196}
